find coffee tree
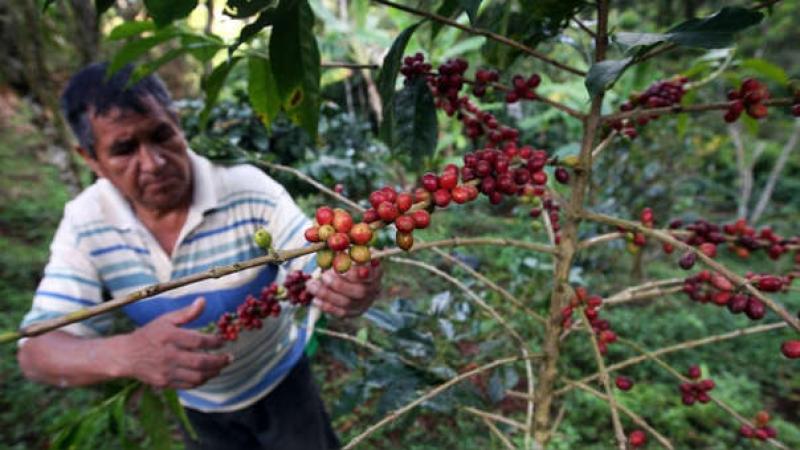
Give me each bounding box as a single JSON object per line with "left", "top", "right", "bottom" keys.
{"left": 5, "top": 0, "right": 800, "bottom": 448}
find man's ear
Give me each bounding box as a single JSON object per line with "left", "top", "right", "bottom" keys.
{"left": 75, "top": 146, "right": 105, "bottom": 178}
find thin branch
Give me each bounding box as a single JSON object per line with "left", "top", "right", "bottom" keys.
{"left": 373, "top": 237, "right": 557, "bottom": 259}
{"left": 321, "top": 62, "right": 379, "bottom": 70}
{"left": 571, "top": 16, "right": 596, "bottom": 38}
{"left": 580, "top": 312, "right": 627, "bottom": 450}
{"left": 750, "top": 121, "right": 800, "bottom": 223}
{"left": 566, "top": 380, "right": 675, "bottom": 450}
{"left": 555, "top": 322, "right": 787, "bottom": 396}
{"left": 591, "top": 129, "right": 618, "bottom": 160}
{"left": 342, "top": 355, "right": 540, "bottom": 450}
{"left": 684, "top": 48, "right": 735, "bottom": 91}
{"left": 480, "top": 417, "right": 517, "bottom": 450}
{"left": 315, "top": 328, "right": 422, "bottom": 372}
{"left": 253, "top": 159, "right": 365, "bottom": 213}
{"left": 368, "top": 0, "right": 587, "bottom": 77}
{"left": 602, "top": 97, "right": 794, "bottom": 123}
{"left": 618, "top": 338, "right": 791, "bottom": 450}
{"left": 390, "top": 257, "right": 537, "bottom": 447}
{"left": 581, "top": 210, "right": 800, "bottom": 332}
{"left": 463, "top": 406, "right": 528, "bottom": 432}
{"left": 577, "top": 232, "right": 625, "bottom": 250}
{"left": 548, "top": 403, "right": 567, "bottom": 439}
{"left": 728, "top": 122, "right": 754, "bottom": 219}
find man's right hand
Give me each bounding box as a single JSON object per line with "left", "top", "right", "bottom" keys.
{"left": 120, "top": 297, "right": 232, "bottom": 390}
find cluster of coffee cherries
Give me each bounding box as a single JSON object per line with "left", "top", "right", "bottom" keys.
{"left": 561, "top": 287, "right": 617, "bottom": 355}
{"left": 719, "top": 219, "right": 793, "bottom": 260}
{"left": 740, "top": 411, "right": 778, "bottom": 441}
{"left": 628, "top": 430, "right": 647, "bottom": 448}
{"left": 399, "top": 52, "right": 432, "bottom": 80}
{"left": 363, "top": 185, "right": 433, "bottom": 252}
{"left": 472, "top": 68, "right": 500, "bottom": 97}
{"left": 678, "top": 365, "right": 716, "bottom": 406}
{"left": 612, "top": 76, "right": 688, "bottom": 139}
{"left": 619, "top": 207, "right": 655, "bottom": 254}
{"left": 304, "top": 206, "right": 374, "bottom": 275}
{"left": 216, "top": 270, "right": 311, "bottom": 341}
{"left": 724, "top": 78, "right": 770, "bottom": 122}
{"left": 681, "top": 270, "right": 768, "bottom": 320}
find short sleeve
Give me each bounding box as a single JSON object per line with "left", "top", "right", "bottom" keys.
{"left": 19, "top": 212, "right": 109, "bottom": 340}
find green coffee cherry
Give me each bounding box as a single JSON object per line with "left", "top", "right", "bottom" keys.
{"left": 254, "top": 228, "right": 273, "bottom": 250}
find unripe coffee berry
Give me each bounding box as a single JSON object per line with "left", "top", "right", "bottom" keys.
{"left": 349, "top": 245, "right": 371, "bottom": 264}
{"left": 318, "top": 224, "right": 335, "bottom": 241}
{"left": 333, "top": 251, "right": 352, "bottom": 273}
{"left": 316, "top": 249, "right": 334, "bottom": 269}
{"left": 254, "top": 228, "right": 273, "bottom": 250}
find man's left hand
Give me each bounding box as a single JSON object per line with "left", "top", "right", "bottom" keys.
{"left": 306, "top": 263, "right": 383, "bottom": 318}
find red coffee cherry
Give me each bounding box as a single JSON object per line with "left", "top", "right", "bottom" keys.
{"left": 327, "top": 232, "right": 350, "bottom": 252}
{"left": 679, "top": 252, "right": 696, "bottom": 270}
{"left": 395, "top": 215, "right": 415, "bottom": 233}
{"left": 628, "top": 430, "right": 647, "bottom": 448}
{"left": 451, "top": 185, "right": 471, "bottom": 204}
{"left": 554, "top": 167, "right": 569, "bottom": 184}
{"left": 396, "top": 193, "right": 413, "bottom": 213}
{"left": 304, "top": 226, "right": 321, "bottom": 243}
{"left": 411, "top": 210, "right": 431, "bottom": 229}
{"left": 421, "top": 173, "right": 439, "bottom": 192}
{"left": 356, "top": 266, "right": 371, "bottom": 279}
{"left": 687, "top": 365, "right": 701, "bottom": 379}
{"left": 433, "top": 189, "right": 452, "bottom": 207}
{"left": 439, "top": 171, "right": 458, "bottom": 190}
{"left": 316, "top": 206, "right": 335, "bottom": 225}
{"left": 369, "top": 191, "right": 386, "bottom": 209}
{"left": 349, "top": 222, "right": 373, "bottom": 245}
{"left": 362, "top": 208, "right": 379, "bottom": 223}
{"left": 615, "top": 376, "right": 634, "bottom": 391}
{"left": 377, "top": 201, "right": 399, "bottom": 222}
{"left": 781, "top": 340, "right": 800, "bottom": 358}
{"left": 332, "top": 209, "right": 353, "bottom": 233}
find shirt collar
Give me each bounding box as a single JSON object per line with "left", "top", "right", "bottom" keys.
{"left": 96, "top": 149, "right": 220, "bottom": 229}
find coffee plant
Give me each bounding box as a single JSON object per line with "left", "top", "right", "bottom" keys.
{"left": 5, "top": 0, "right": 800, "bottom": 449}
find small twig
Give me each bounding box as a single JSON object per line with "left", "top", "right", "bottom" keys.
{"left": 602, "top": 97, "right": 794, "bottom": 123}
{"left": 580, "top": 312, "right": 627, "bottom": 450}
{"left": 581, "top": 210, "right": 800, "bottom": 332}
{"left": 618, "top": 338, "right": 790, "bottom": 450}
{"left": 549, "top": 402, "right": 567, "bottom": 439}
{"left": 315, "top": 328, "right": 422, "bottom": 372}
{"left": 368, "top": 0, "right": 586, "bottom": 77}
{"left": 566, "top": 380, "right": 675, "bottom": 450}
{"left": 591, "top": 129, "right": 618, "bottom": 160}
{"left": 342, "top": 355, "right": 540, "bottom": 449}
{"left": 390, "top": 257, "right": 537, "bottom": 447}
{"left": 373, "top": 237, "right": 557, "bottom": 259}
{"left": 481, "top": 417, "right": 517, "bottom": 450}
{"left": 555, "top": 321, "right": 787, "bottom": 396}
{"left": 684, "top": 48, "right": 735, "bottom": 91}
{"left": 321, "top": 62, "right": 379, "bottom": 70}
{"left": 253, "top": 159, "right": 364, "bottom": 213}
{"left": 571, "top": 16, "right": 596, "bottom": 38}
{"left": 463, "top": 406, "right": 527, "bottom": 432}
{"left": 576, "top": 232, "right": 625, "bottom": 250}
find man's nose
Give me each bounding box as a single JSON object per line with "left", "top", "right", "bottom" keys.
{"left": 138, "top": 144, "right": 166, "bottom": 172}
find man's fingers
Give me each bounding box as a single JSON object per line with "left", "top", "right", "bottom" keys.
{"left": 175, "top": 350, "right": 231, "bottom": 373}
{"left": 172, "top": 328, "right": 224, "bottom": 351}
{"left": 166, "top": 297, "right": 206, "bottom": 326}
{"left": 319, "top": 271, "right": 370, "bottom": 299}
{"left": 168, "top": 368, "right": 209, "bottom": 389}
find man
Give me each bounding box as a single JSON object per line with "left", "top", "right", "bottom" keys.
{"left": 16, "top": 63, "right": 381, "bottom": 449}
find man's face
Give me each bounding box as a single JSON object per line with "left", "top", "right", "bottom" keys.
{"left": 81, "top": 96, "right": 192, "bottom": 213}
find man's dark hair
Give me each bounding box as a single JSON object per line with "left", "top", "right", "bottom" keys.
{"left": 60, "top": 63, "right": 174, "bottom": 158}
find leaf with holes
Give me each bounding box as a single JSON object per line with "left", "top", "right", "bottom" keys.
{"left": 248, "top": 55, "right": 281, "bottom": 129}
{"left": 269, "top": 0, "right": 320, "bottom": 140}
{"left": 378, "top": 21, "right": 423, "bottom": 148}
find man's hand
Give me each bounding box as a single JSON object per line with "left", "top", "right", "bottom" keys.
{"left": 306, "top": 263, "right": 383, "bottom": 318}
{"left": 120, "top": 297, "right": 231, "bottom": 389}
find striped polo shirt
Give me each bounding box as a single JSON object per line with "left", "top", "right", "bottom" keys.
{"left": 20, "top": 150, "right": 317, "bottom": 412}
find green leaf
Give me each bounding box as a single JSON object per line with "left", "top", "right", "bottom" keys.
{"left": 377, "top": 21, "right": 423, "bottom": 147}
{"left": 459, "top": 0, "right": 481, "bottom": 24}
{"left": 248, "top": 55, "right": 281, "bottom": 129}
{"left": 269, "top": 0, "right": 321, "bottom": 140}
{"left": 143, "top": 0, "right": 199, "bottom": 27}
{"left": 200, "top": 57, "right": 242, "bottom": 128}
{"left": 391, "top": 77, "right": 437, "bottom": 161}
{"left": 40, "top": 0, "right": 56, "bottom": 12}
{"left": 181, "top": 32, "right": 225, "bottom": 62}
{"left": 224, "top": 0, "right": 276, "bottom": 18}
{"left": 163, "top": 389, "right": 197, "bottom": 441}
{"left": 108, "top": 20, "right": 157, "bottom": 40}
{"left": 585, "top": 57, "right": 632, "bottom": 97}
{"left": 96, "top": 0, "right": 116, "bottom": 16}
{"left": 129, "top": 47, "right": 188, "bottom": 86}
{"left": 666, "top": 7, "right": 763, "bottom": 49}
{"left": 140, "top": 388, "right": 171, "bottom": 450}
{"left": 229, "top": 6, "right": 278, "bottom": 55}
{"left": 740, "top": 58, "right": 788, "bottom": 84}
{"left": 108, "top": 27, "right": 181, "bottom": 75}
{"left": 614, "top": 32, "right": 668, "bottom": 52}
{"left": 356, "top": 327, "right": 369, "bottom": 344}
